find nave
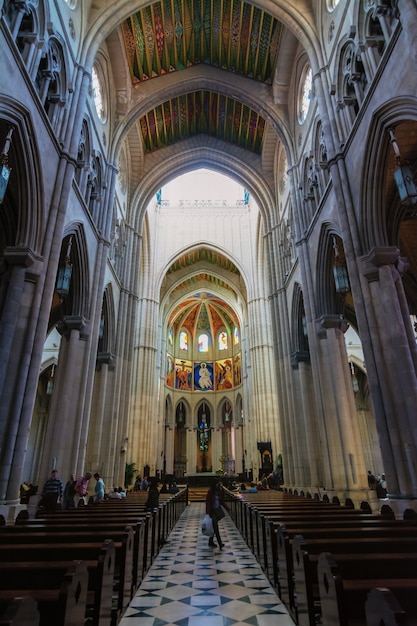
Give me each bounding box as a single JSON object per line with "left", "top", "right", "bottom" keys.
{"left": 118, "top": 502, "right": 295, "bottom": 626}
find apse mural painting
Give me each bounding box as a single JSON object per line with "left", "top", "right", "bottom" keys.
{"left": 215, "top": 359, "right": 233, "bottom": 389}
{"left": 175, "top": 360, "right": 193, "bottom": 390}
{"left": 166, "top": 354, "right": 242, "bottom": 390}
{"left": 194, "top": 362, "right": 214, "bottom": 390}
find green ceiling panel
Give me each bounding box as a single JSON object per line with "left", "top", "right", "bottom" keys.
{"left": 122, "top": 0, "right": 281, "bottom": 84}
{"left": 138, "top": 90, "right": 266, "bottom": 154}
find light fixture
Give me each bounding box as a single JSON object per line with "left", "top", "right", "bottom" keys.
{"left": 0, "top": 128, "right": 13, "bottom": 205}
{"left": 389, "top": 128, "right": 417, "bottom": 206}
{"left": 56, "top": 236, "right": 73, "bottom": 300}
{"left": 46, "top": 364, "right": 55, "bottom": 395}
{"left": 350, "top": 362, "right": 359, "bottom": 393}
{"left": 332, "top": 236, "right": 350, "bottom": 293}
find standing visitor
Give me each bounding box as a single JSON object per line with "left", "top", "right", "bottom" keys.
{"left": 74, "top": 471, "right": 92, "bottom": 507}
{"left": 39, "top": 469, "right": 63, "bottom": 513}
{"left": 145, "top": 478, "right": 160, "bottom": 511}
{"left": 62, "top": 473, "right": 76, "bottom": 510}
{"left": 205, "top": 478, "right": 228, "bottom": 548}
{"left": 93, "top": 472, "right": 105, "bottom": 503}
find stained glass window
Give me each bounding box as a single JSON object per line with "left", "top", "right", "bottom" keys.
{"left": 198, "top": 334, "right": 208, "bottom": 352}
{"left": 180, "top": 331, "right": 188, "bottom": 351}
{"left": 298, "top": 65, "right": 312, "bottom": 124}
{"left": 168, "top": 327, "right": 173, "bottom": 347}
{"left": 218, "top": 331, "right": 227, "bottom": 350}
{"left": 92, "top": 65, "right": 105, "bottom": 122}
{"left": 234, "top": 327, "right": 239, "bottom": 345}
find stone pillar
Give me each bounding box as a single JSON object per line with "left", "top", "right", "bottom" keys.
{"left": 37, "top": 316, "right": 90, "bottom": 482}
{"left": 186, "top": 427, "right": 196, "bottom": 474}
{"left": 316, "top": 314, "right": 369, "bottom": 503}
{"left": 87, "top": 354, "right": 116, "bottom": 484}
{"left": 0, "top": 248, "right": 39, "bottom": 506}
{"left": 360, "top": 247, "right": 417, "bottom": 500}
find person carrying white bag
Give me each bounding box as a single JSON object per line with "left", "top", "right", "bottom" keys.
{"left": 205, "top": 478, "right": 229, "bottom": 548}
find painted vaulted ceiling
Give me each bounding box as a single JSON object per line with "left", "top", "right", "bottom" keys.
{"left": 121, "top": 0, "right": 283, "bottom": 154}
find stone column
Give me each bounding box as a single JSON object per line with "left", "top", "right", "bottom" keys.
{"left": 87, "top": 354, "right": 116, "bottom": 484}
{"left": 37, "top": 316, "right": 90, "bottom": 481}
{"left": 0, "top": 248, "right": 39, "bottom": 505}
{"left": 316, "top": 315, "right": 369, "bottom": 503}
{"left": 360, "top": 247, "right": 417, "bottom": 500}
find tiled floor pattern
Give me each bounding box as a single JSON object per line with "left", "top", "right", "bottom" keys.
{"left": 118, "top": 502, "right": 296, "bottom": 626}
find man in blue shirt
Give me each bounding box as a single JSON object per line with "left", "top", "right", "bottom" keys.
{"left": 40, "top": 469, "right": 63, "bottom": 513}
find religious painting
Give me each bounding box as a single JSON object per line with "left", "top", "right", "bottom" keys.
{"left": 194, "top": 361, "right": 214, "bottom": 390}
{"left": 215, "top": 359, "right": 233, "bottom": 390}
{"left": 233, "top": 353, "right": 242, "bottom": 386}
{"left": 175, "top": 359, "right": 193, "bottom": 390}
{"left": 166, "top": 354, "right": 175, "bottom": 387}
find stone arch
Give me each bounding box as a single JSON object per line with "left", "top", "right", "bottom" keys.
{"left": 360, "top": 98, "right": 417, "bottom": 252}
{"left": 0, "top": 105, "right": 43, "bottom": 254}
{"left": 52, "top": 224, "right": 90, "bottom": 328}
{"left": 290, "top": 282, "right": 309, "bottom": 362}
{"left": 316, "top": 223, "right": 350, "bottom": 320}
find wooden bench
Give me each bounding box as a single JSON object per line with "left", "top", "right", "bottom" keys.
{"left": 0, "top": 597, "right": 39, "bottom": 626}
{"left": 0, "top": 540, "right": 113, "bottom": 626}
{"left": 0, "top": 561, "right": 88, "bottom": 626}
{"left": 292, "top": 534, "right": 417, "bottom": 626}
{"left": 0, "top": 530, "right": 133, "bottom": 624}
{"left": 318, "top": 552, "right": 417, "bottom": 626}
{"left": 365, "top": 586, "right": 417, "bottom": 626}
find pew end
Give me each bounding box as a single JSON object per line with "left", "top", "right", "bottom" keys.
{"left": 365, "top": 588, "right": 408, "bottom": 626}
{"left": 0, "top": 597, "right": 40, "bottom": 626}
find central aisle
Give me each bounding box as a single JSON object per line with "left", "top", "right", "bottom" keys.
{"left": 118, "top": 502, "right": 296, "bottom": 625}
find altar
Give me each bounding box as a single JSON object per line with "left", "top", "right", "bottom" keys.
{"left": 185, "top": 472, "right": 221, "bottom": 488}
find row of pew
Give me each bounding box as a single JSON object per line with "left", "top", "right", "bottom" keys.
{"left": 225, "top": 489, "right": 417, "bottom": 626}
{"left": 0, "top": 488, "right": 188, "bottom": 626}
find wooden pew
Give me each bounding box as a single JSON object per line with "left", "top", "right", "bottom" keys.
{"left": 365, "top": 587, "right": 415, "bottom": 626}
{"left": 0, "top": 561, "right": 88, "bottom": 626}
{"left": 0, "top": 530, "right": 133, "bottom": 624}
{"left": 318, "top": 552, "right": 417, "bottom": 626}
{"left": 292, "top": 534, "right": 417, "bottom": 626}
{"left": 0, "top": 597, "right": 39, "bottom": 626}
{"left": 0, "top": 541, "right": 113, "bottom": 626}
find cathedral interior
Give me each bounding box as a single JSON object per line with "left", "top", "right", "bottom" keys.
{"left": 1, "top": 0, "right": 417, "bottom": 521}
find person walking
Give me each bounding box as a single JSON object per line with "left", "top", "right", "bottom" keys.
{"left": 205, "top": 478, "right": 228, "bottom": 548}
{"left": 62, "top": 473, "right": 76, "bottom": 510}
{"left": 145, "top": 478, "right": 160, "bottom": 511}
{"left": 39, "top": 469, "right": 63, "bottom": 513}
{"left": 93, "top": 472, "right": 105, "bottom": 503}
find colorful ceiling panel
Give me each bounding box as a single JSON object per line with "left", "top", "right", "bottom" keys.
{"left": 167, "top": 248, "right": 241, "bottom": 275}
{"left": 169, "top": 295, "right": 238, "bottom": 337}
{"left": 139, "top": 90, "right": 265, "bottom": 153}
{"left": 121, "top": 0, "right": 282, "bottom": 84}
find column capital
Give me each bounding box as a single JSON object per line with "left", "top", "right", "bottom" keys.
{"left": 56, "top": 315, "right": 89, "bottom": 339}
{"left": 3, "top": 246, "right": 40, "bottom": 267}
{"left": 96, "top": 352, "right": 116, "bottom": 370}
{"left": 290, "top": 350, "right": 310, "bottom": 370}
{"left": 359, "top": 246, "right": 400, "bottom": 281}
{"left": 318, "top": 314, "right": 348, "bottom": 332}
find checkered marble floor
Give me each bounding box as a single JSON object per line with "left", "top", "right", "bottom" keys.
{"left": 118, "top": 502, "right": 296, "bottom": 626}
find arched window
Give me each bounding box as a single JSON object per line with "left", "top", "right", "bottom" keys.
{"left": 298, "top": 64, "right": 313, "bottom": 124}
{"left": 180, "top": 331, "right": 188, "bottom": 351}
{"left": 91, "top": 64, "right": 106, "bottom": 123}
{"left": 168, "top": 327, "right": 173, "bottom": 347}
{"left": 218, "top": 331, "right": 227, "bottom": 351}
{"left": 233, "top": 327, "right": 239, "bottom": 345}
{"left": 198, "top": 333, "right": 208, "bottom": 352}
